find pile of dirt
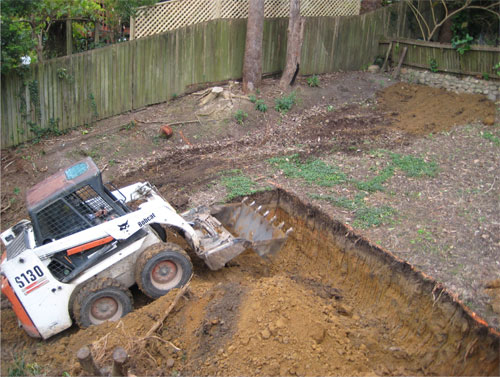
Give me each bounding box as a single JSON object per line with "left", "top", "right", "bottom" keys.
{"left": 377, "top": 83, "right": 495, "bottom": 134}
{"left": 2, "top": 198, "right": 498, "bottom": 376}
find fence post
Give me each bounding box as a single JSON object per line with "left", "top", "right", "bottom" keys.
{"left": 130, "top": 17, "right": 135, "bottom": 40}
{"left": 215, "top": 0, "right": 222, "bottom": 19}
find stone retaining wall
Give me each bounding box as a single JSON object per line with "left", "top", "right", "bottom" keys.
{"left": 400, "top": 68, "right": 500, "bottom": 102}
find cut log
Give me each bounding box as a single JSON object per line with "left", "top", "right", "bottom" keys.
{"left": 77, "top": 346, "right": 101, "bottom": 376}
{"left": 111, "top": 347, "right": 128, "bottom": 377}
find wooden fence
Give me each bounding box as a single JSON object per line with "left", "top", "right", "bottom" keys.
{"left": 2, "top": 3, "right": 404, "bottom": 148}
{"left": 6, "top": 2, "right": 496, "bottom": 148}
{"left": 131, "top": 0, "right": 361, "bottom": 39}
{"left": 379, "top": 38, "right": 500, "bottom": 78}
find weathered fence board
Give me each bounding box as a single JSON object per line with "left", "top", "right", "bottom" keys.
{"left": 380, "top": 38, "right": 500, "bottom": 78}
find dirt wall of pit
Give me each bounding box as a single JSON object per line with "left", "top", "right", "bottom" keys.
{"left": 256, "top": 189, "right": 499, "bottom": 375}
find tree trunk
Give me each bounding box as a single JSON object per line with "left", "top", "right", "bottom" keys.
{"left": 242, "top": 0, "right": 264, "bottom": 93}
{"left": 437, "top": 16, "right": 453, "bottom": 43}
{"left": 35, "top": 33, "right": 44, "bottom": 63}
{"left": 280, "top": 0, "right": 304, "bottom": 89}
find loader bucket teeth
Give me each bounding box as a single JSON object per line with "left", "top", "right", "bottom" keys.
{"left": 183, "top": 200, "right": 292, "bottom": 270}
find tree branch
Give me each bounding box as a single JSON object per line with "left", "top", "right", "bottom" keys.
{"left": 406, "top": 1, "right": 429, "bottom": 41}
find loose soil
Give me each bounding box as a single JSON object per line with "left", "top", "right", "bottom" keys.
{"left": 1, "top": 72, "right": 499, "bottom": 376}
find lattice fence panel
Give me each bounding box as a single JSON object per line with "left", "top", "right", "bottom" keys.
{"left": 220, "top": 0, "right": 248, "bottom": 18}
{"left": 264, "top": 0, "right": 290, "bottom": 18}
{"left": 134, "top": 0, "right": 360, "bottom": 39}
{"left": 135, "top": 0, "right": 216, "bottom": 38}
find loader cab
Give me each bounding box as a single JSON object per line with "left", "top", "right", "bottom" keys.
{"left": 27, "top": 158, "right": 129, "bottom": 246}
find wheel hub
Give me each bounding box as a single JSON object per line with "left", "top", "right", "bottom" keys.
{"left": 91, "top": 296, "right": 119, "bottom": 321}
{"left": 152, "top": 260, "right": 177, "bottom": 284}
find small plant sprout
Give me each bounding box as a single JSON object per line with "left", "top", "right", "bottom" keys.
{"left": 275, "top": 91, "right": 297, "bottom": 114}
{"left": 255, "top": 99, "right": 267, "bottom": 112}
{"left": 307, "top": 75, "right": 320, "bottom": 87}
{"left": 429, "top": 58, "right": 438, "bottom": 73}
{"left": 249, "top": 94, "right": 257, "bottom": 103}
{"left": 234, "top": 110, "right": 248, "bottom": 125}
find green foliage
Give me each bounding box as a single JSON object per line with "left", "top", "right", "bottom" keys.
{"left": 451, "top": 34, "right": 473, "bottom": 55}
{"left": 88, "top": 93, "right": 98, "bottom": 118}
{"left": 482, "top": 131, "right": 500, "bottom": 146}
{"left": 269, "top": 154, "right": 347, "bottom": 187}
{"left": 274, "top": 91, "right": 297, "bottom": 114}
{"left": 0, "top": 13, "right": 34, "bottom": 75}
{"left": 1, "top": 0, "right": 103, "bottom": 62}
{"left": 255, "top": 99, "right": 267, "bottom": 113}
{"left": 389, "top": 153, "right": 438, "bottom": 177}
{"left": 494, "top": 62, "right": 500, "bottom": 76}
{"left": 353, "top": 205, "right": 395, "bottom": 229}
{"left": 429, "top": 58, "right": 438, "bottom": 73}
{"left": 29, "top": 118, "right": 63, "bottom": 143}
{"left": 307, "top": 75, "right": 320, "bottom": 87}
{"left": 121, "top": 121, "right": 136, "bottom": 131}
{"left": 1, "top": 0, "right": 155, "bottom": 65}
{"left": 249, "top": 94, "right": 257, "bottom": 103}
{"left": 482, "top": 72, "right": 489, "bottom": 81}
{"left": 309, "top": 193, "right": 396, "bottom": 229}
{"left": 56, "top": 68, "right": 74, "bottom": 83}
{"left": 8, "top": 354, "right": 42, "bottom": 377}
{"left": 220, "top": 170, "right": 265, "bottom": 200}
{"left": 354, "top": 165, "right": 395, "bottom": 192}
{"left": 234, "top": 110, "right": 248, "bottom": 125}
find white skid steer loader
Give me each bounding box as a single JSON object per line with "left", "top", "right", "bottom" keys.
{"left": 0, "top": 158, "right": 291, "bottom": 339}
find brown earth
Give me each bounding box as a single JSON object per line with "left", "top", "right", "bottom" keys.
{"left": 2, "top": 198, "right": 498, "bottom": 376}
{"left": 1, "top": 72, "right": 499, "bottom": 376}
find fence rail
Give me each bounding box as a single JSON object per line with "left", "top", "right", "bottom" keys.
{"left": 379, "top": 38, "right": 500, "bottom": 78}
{"left": 131, "top": 0, "right": 361, "bottom": 39}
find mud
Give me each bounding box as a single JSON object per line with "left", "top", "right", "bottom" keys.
{"left": 2, "top": 190, "right": 498, "bottom": 376}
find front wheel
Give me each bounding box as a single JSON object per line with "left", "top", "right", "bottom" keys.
{"left": 135, "top": 243, "right": 192, "bottom": 299}
{"left": 72, "top": 278, "right": 133, "bottom": 328}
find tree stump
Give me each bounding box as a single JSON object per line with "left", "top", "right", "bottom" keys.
{"left": 111, "top": 347, "right": 128, "bottom": 377}
{"left": 77, "top": 346, "right": 101, "bottom": 376}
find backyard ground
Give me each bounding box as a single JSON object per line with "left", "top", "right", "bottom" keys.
{"left": 1, "top": 71, "right": 499, "bottom": 376}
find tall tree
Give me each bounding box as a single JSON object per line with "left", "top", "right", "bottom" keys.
{"left": 242, "top": 0, "right": 265, "bottom": 93}
{"left": 1, "top": 0, "right": 102, "bottom": 64}
{"left": 280, "top": 0, "right": 304, "bottom": 89}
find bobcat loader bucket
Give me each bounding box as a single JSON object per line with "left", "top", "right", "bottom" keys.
{"left": 183, "top": 198, "right": 292, "bottom": 270}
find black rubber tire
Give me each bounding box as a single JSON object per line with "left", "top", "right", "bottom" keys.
{"left": 71, "top": 278, "right": 133, "bottom": 328}
{"left": 150, "top": 223, "right": 167, "bottom": 242}
{"left": 135, "top": 242, "right": 192, "bottom": 299}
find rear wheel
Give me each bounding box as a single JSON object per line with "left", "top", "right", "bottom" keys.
{"left": 72, "top": 278, "right": 133, "bottom": 328}
{"left": 135, "top": 243, "right": 192, "bottom": 299}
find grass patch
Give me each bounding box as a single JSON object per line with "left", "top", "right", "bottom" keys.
{"left": 482, "top": 131, "right": 500, "bottom": 146}
{"left": 220, "top": 170, "right": 266, "bottom": 200}
{"left": 353, "top": 205, "right": 395, "bottom": 229}
{"left": 389, "top": 152, "right": 438, "bottom": 177}
{"left": 354, "top": 165, "right": 395, "bottom": 192}
{"left": 310, "top": 193, "right": 396, "bottom": 229}
{"left": 269, "top": 154, "right": 347, "bottom": 187}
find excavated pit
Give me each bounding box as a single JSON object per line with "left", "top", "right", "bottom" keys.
{"left": 1, "top": 189, "right": 499, "bottom": 376}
